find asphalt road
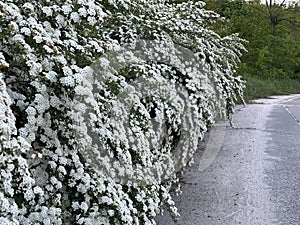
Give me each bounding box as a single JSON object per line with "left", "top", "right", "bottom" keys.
{"left": 156, "top": 94, "right": 300, "bottom": 225}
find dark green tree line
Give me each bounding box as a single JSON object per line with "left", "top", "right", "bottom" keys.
{"left": 204, "top": 0, "right": 300, "bottom": 79}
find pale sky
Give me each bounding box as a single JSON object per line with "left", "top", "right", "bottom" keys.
{"left": 260, "top": 0, "right": 300, "bottom": 4}
{"left": 246, "top": 0, "right": 300, "bottom": 6}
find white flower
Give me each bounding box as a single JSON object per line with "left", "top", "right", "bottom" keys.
{"left": 0, "top": 197, "right": 10, "bottom": 211}
{"left": 89, "top": 40, "right": 103, "bottom": 53}
{"left": 0, "top": 53, "right": 9, "bottom": 68}
{"left": 43, "top": 21, "right": 53, "bottom": 32}
{"left": 20, "top": 27, "right": 31, "bottom": 36}
{"left": 24, "top": 189, "right": 35, "bottom": 201}
{"left": 42, "top": 6, "right": 53, "bottom": 17}
{"left": 62, "top": 5, "right": 72, "bottom": 15}
{"left": 43, "top": 218, "right": 51, "bottom": 225}
{"left": 100, "top": 196, "right": 113, "bottom": 205}
{"left": 19, "top": 128, "right": 29, "bottom": 138}
{"left": 80, "top": 202, "right": 89, "bottom": 212}
{"left": 45, "top": 71, "right": 58, "bottom": 82}
{"left": 108, "top": 210, "right": 114, "bottom": 216}
{"left": 28, "top": 132, "right": 36, "bottom": 142}
{"left": 7, "top": 163, "right": 15, "bottom": 172}
{"left": 48, "top": 161, "right": 57, "bottom": 169}
{"left": 27, "top": 116, "right": 36, "bottom": 125}
{"left": 57, "top": 166, "right": 67, "bottom": 175}
{"left": 25, "top": 106, "right": 36, "bottom": 116}
{"left": 34, "top": 94, "right": 45, "bottom": 104}
{"left": 87, "top": 16, "right": 97, "bottom": 25}
{"left": 43, "top": 45, "right": 53, "bottom": 53}
{"left": 55, "top": 14, "right": 66, "bottom": 26}
{"left": 87, "top": 7, "right": 96, "bottom": 16}
{"left": 53, "top": 55, "right": 67, "bottom": 65}
{"left": 74, "top": 85, "right": 89, "bottom": 95}
{"left": 0, "top": 218, "right": 11, "bottom": 225}
{"left": 27, "top": 17, "right": 37, "bottom": 27}
{"left": 62, "top": 66, "right": 73, "bottom": 77}
{"left": 28, "top": 62, "right": 43, "bottom": 76}
{"left": 9, "top": 21, "right": 19, "bottom": 32}
{"left": 98, "top": 57, "right": 110, "bottom": 68}
{"left": 23, "top": 2, "right": 34, "bottom": 12}
{"left": 72, "top": 201, "right": 80, "bottom": 210}
{"left": 78, "top": 7, "right": 87, "bottom": 17}
{"left": 41, "top": 58, "right": 54, "bottom": 71}
{"left": 70, "top": 12, "right": 80, "bottom": 23}
{"left": 50, "top": 95, "right": 60, "bottom": 107}
{"left": 12, "top": 34, "right": 25, "bottom": 45}
{"left": 50, "top": 176, "right": 62, "bottom": 189}
{"left": 59, "top": 157, "right": 68, "bottom": 165}
{"left": 33, "top": 186, "right": 44, "bottom": 195}
{"left": 60, "top": 76, "right": 75, "bottom": 87}
{"left": 82, "top": 66, "right": 94, "bottom": 77}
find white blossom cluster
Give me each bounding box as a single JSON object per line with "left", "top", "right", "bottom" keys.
{"left": 0, "top": 74, "right": 62, "bottom": 225}
{"left": 0, "top": 0, "right": 245, "bottom": 224}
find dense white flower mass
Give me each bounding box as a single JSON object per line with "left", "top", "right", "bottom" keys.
{"left": 0, "top": 0, "right": 245, "bottom": 224}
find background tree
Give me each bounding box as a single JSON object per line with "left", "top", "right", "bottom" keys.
{"left": 204, "top": 0, "right": 300, "bottom": 79}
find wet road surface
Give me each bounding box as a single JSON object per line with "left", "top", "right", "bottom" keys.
{"left": 156, "top": 94, "right": 300, "bottom": 225}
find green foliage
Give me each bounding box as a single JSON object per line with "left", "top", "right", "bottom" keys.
{"left": 243, "top": 76, "right": 300, "bottom": 102}
{"left": 204, "top": 0, "right": 300, "bottom": 81}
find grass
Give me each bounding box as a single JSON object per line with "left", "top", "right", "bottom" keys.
{"left": 242, "top": 76, "right": 300, "bottom": 102}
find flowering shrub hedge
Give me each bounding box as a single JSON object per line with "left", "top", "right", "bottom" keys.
{"left": 0, "top": 0, "right": 245, "bottom": 224}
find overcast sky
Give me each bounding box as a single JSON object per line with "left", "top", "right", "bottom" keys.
{"left": 245, "top": 0, "right": 300, "bottom": 6}
{"left": 259, "top": 0, "right": 300, "bottom": 4}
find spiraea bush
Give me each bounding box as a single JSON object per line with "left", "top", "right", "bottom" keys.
{"left": 0, "top": 0, "right": 245, "bottom": 224}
